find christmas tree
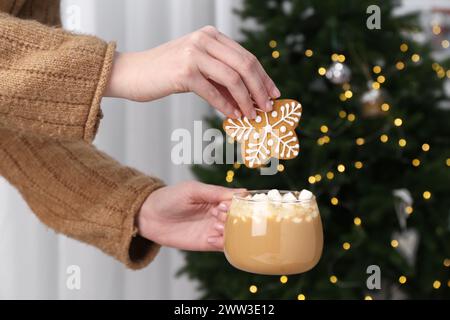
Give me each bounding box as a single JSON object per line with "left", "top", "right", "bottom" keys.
{"left": 180, "top": 0, "right": 450, "bottom": 299}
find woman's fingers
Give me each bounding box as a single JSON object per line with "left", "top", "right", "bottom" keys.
{"left": 196, "top": 52, "right": 256, "bottom": 118}
{"left": 207, "top": 236, "right": 224, "bottom": 251}
{"left": 189, "top": 74, "right": 240, "bottom": 118}
{"left": 209, "top": 80, "right": 241, "bottom": 118}
{"left": 201, "top": 26, "right": 280, "bottom": 100}
{"left": 203, "top": 39, "right": 272, "bottom": 112}
{"left": 215, "top": 32, "right": 280, "bottom": 99}
{"left": 214, "top": 222, "right": 224, "bottom": 234}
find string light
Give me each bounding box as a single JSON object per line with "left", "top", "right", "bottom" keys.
{"left": 354, "top": 161, "right": 363, "bottom": 169}
{"left": 391, "top": 239, "right": 399, "bottom": 248}
{"left": 233, "top": 162, "right": 241, "bottom": 169}
{"left": 331, "top": 197, "right": 339, "bottom": 205}
{"left": 446, "top": 158, "right": 450, "bottom": 167}
{"left": 331, "top": 53, "right": 339, "bottom": 62}
{"left": 373, "top": 65, "right": 382, "bottom": 74}
{"left": 305, "top": 49, "right": 313, "bottom": 57}
{"left": 226, "top": 175, "right": 233, "bottom": 183}
{"left": 227, "top": 170, "right": 234, "bottom": 177}
{"left": 433, "top": 280, "right": 441, "bottom": 289}
{"left": 326, "top": 171, "right": 335, "bottom": 180}
{"left": 338, "top": 54, "right": 346, "bottom": 63}
{"left": 280, "top": 275, "right": 288, "bottom": 284}
{"left": 447, "top": 70, "right": 450, "bottom": 78}
{"left": 412, "top": 159, "right": 420, "bottom": 167}
{"left": 411, "top": 54, "right": 421, "bottom": 63}
{"left": 380, "top": 134, "right": 389, "bottom": 143}
{"left": 399, "top": 276, "right": 407, "bottom": 284}
{"left": 317, "top": 137, "right": 325, "bottom": 146}
{"left": 272, "top": 51, "right": 280, "bottom": 59}
{"left": 318, "top": 67, "right": 327, "bottom": 76}
{"left": 339, "top": 93, "right": 347, "bottom": 102}
{"left": 443, "top": 258, "right": 450, "bottom": 267}
{"left": 421, "top": 143, "right": 430, "bottom": 152}
{"left": 400, "top": 43, "right": 408, "bottom": 52}
{"left": 423, "top": 191, "right": 431, "bottom": 200}
{"left": 347, "top": 113, "right": 356, "bottom": 122}
{"left": 315, "top": 174, "right": 322, "bottom": 182}
{"left": 398, "top": 139, "right": 407, "bottom": 147}
{"left": 372, "top": 82, "right": 381, "bottom": 90}
{"left": 297, "top": 294, "right": 306, "bottom": 300}
{"left": 354, "top": 217, "right": 362, "bottom": 226}
{"left": 405, "top": 206, "right": 413, "bottom": 215}
{"left": 342, "top": 242, "right": 351, "bottom": 250}
{"left": 396, "top": 61, "right": 405, "bottom": 70}
{"left": 356, "top": 138, "right": 365, "bottom": 146}
{"left": 394, "top": 118, "right": 403, "bottom": 126}
{"left": 442, "top": 40, "right": 450, "bottom": 49}
{"left": 339, "top": 110, "right": 347, "bottom": 118}
{"left": 277, "top": 164, "right": 285, "bottom": 172}
{"left": 364, "top": 295, "right": 373, "bottom": 300}
{"left": 249, "top": 285, "right": 258, "bottom": 293}
{"left": 308, "top": 176, "right": 316, "bottom": 184}
{"left": 329, "top": 275, "right": 338, "bottom": 284}
{"left": 344, "top": 90, "right": 353, "bottom": 98}
{"left": 381, "top": 103, "right": 390, "bottom": 111}
{"left": 322, "top": 135, "right": 331, "bottom": 143}
{"left": 377, "top": 75, "right": 386, "bottom": 83}
{"left": 320, "top": 125, "right": 329, "bottom": 133}
{"left": 337, "top": 164, "right": 346, "bottom": 173}
{"left": 343, "top": 83, "right": 351, "bottom": 90}
{"left": 269, "top": 40, "right": 277, "bottom": 48}
{"left": 432, "top": 25, "right": 442, "bottom": 35}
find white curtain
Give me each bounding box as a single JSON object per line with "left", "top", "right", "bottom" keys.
{"left": 0, "top": 0, "right": 242, "bottom": 300}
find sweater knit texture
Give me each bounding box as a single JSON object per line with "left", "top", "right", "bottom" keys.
{"left": 0, "top": 0, "right": 164, "bottom": 269}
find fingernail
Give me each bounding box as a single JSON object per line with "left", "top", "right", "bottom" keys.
{"left": 265, "top": 100, "right": 273, "bottom": 111}
{"left": 211, "top": 209, "right": 218, "bottom": 217}
{"left": 272, "top": 87, "right": 281, "bottom": 98}
{"left": 234, "top": 109, "right": 242, "bottom": 118}
{"left": 214, "top": 223, "right": 224, "bottom": 231}
{"left": 218, "top": 203, "right": 228, "bottom": 212}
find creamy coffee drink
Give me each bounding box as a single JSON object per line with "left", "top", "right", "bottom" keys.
{"left": 224, "top": 189, "right": 323, "bottom": 275}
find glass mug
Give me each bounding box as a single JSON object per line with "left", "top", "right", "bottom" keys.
{"left": 224, "top": 190, "right": 323, "bottom": 275}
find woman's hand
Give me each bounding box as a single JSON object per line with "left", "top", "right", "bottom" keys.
{"left": 105, "top": 26, "right": 280, "bottom": 119}
{"left": 137, "top": 181, "right": 243, "bottom": 251}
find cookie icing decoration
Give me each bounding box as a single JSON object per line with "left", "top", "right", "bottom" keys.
{"left": 223, "top": 99, "right": 302, "bottom": 168}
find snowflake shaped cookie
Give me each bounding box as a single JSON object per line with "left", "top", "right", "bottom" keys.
{"left": 223, "top": 99, "right": 302, "bottom": 168}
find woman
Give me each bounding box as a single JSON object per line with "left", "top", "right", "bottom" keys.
{"left": 0, "top": 0, "right": 280, "bottom": 269}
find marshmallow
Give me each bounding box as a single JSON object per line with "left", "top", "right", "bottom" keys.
{"left": 298, "top": 189, "right": 313, "bottom": 201}
{"left": 252, "top": 193, "right": 268, "bottom": 201}
{"left": 267, "top": 189, "right": 282, "bottom": 201}
{"left": 282, "top": 192, "right": 297, "bottom": 202}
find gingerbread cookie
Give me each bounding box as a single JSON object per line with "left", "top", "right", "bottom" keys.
{"left": 223, "top": 99, "right": 302, "bottom": 168}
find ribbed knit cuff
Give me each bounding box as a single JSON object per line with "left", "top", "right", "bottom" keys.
{"left": 119, "top": 178, "right": 165, "bottom": 270}
{"left": 83, "top": 42, "right": 116, "bottom": 143}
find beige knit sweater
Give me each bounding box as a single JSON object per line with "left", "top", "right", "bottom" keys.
{"left": 0, "top": 0, "right": 164, "bottom": 269}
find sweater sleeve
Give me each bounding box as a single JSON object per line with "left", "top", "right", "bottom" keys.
{"left": 0, "top": 11, "right": 115, "bottom": 142}
{"left": 0, "top": 128, "right": 164, "bottom": 269}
